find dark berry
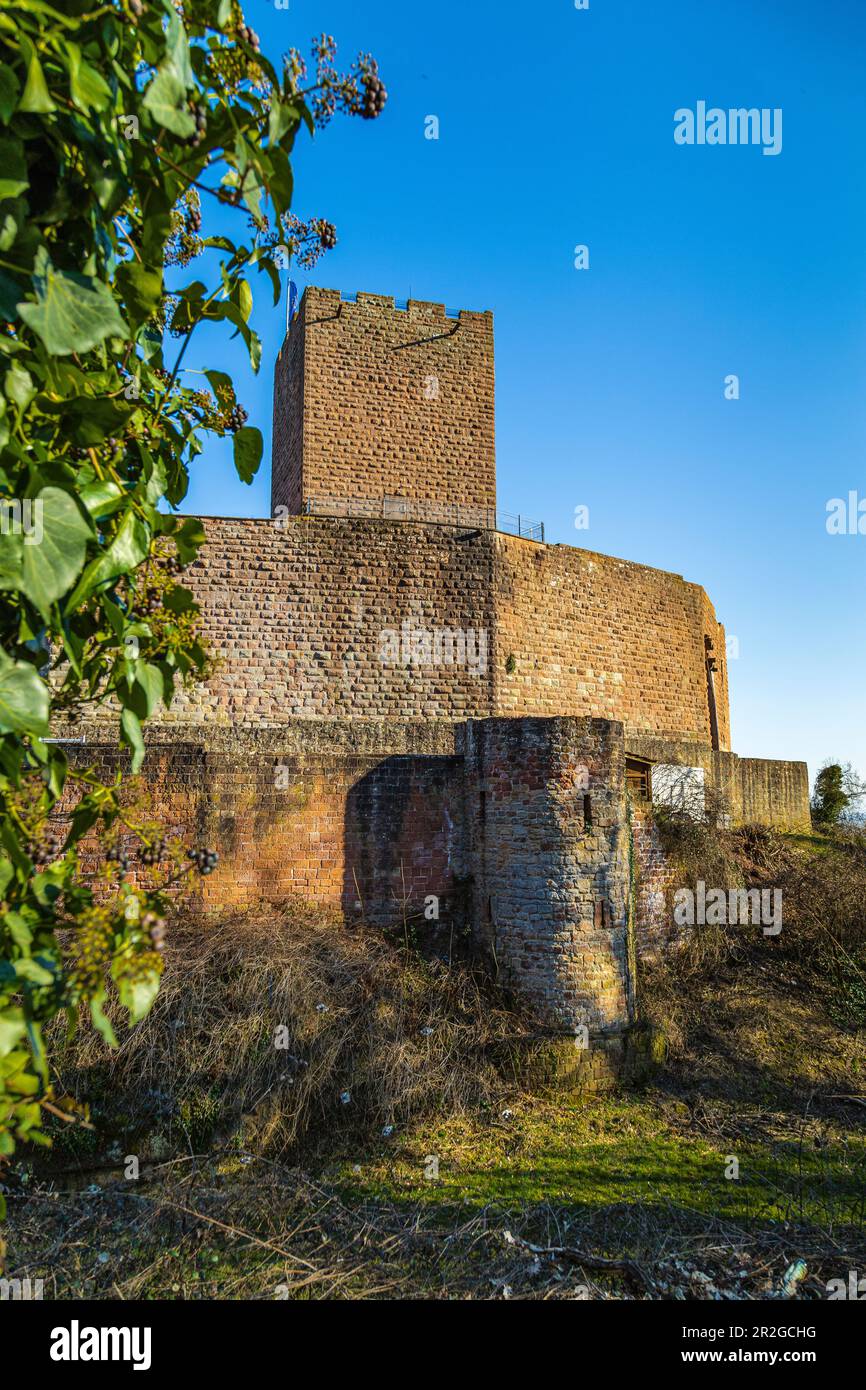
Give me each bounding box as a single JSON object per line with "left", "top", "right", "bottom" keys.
{"left": 361, "top": 74, "right": 387, "bottom": 120}
{"left": 142, "top": 911, "right": 167, "bottom": 950}
{"left": 188, "top": 847, "right": 219, "bottom": 876}
{"left": 33, "top": 831, "right": 63, "bottom": 866}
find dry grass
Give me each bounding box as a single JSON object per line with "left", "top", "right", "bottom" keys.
{"left": 7, "top": 1151, "right": 861, "bottom": 1301}
{"left": 47, "top": 904, "right": 531, "bottom": 1163}
{"left": 641, "top": 823, "right": 866, "bottom": 1095}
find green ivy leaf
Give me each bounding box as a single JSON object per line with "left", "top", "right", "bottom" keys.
{"left": 127, "top": 662, "right": 164, "bottom": 720}
{"left": 18, "top": 251, "right": 129, "bottom": 356}
{"left": 89, "top": 995, "right": 118, "bottom": 1049}
{"left": 142, "top": 18, "right": 195, "bottom": 137}
{"left": 0, "top": 135, "right": 27, "bottom": 199}
{"left": 0, "top": 268, "right": 20, "bottom": 319}
{"left": 0, "top": 1009, "right": 27, "bottom": 1057}
{"left": 173, "top": 516, "right": 205, "bottom": 563}
{"left": 19, "top": 487, "right": 93, "bottom": 619}
{"left": 66, "top": 509, "right": 150, "bottom": 609}
{"left": 80, "top": 477, "right": 125, "bottom": 519}
{"left": 0, "top": 63, "right": 20, "bottom": 123}
{"left": 116, "top": 261, "right": 163, "bottom": 329}
{"left": 14, "top": 958, "right": 54, "bottom": 986}
{"left": 67, "top": 42, "right": 112, "bottom": 113}
{"left": 17, "top": 42, "right": 55, "bottom": 114}
{"left": 142, "top": 68, "right": 195, "bottom": 138}
{"left": 0, "top": 650, "right": 48, "bottom": 736}
{"left": 204, "top": 368, "right": 234, "bottom": 401}
{"left": 4, "top": 360, "right": 35, "bottom": 411}
{"left": 232, "top": 279, "right": 253, "bottom": 323}
{"left": 116, "top": 968, "right": 161, "bottom": 1025}
{"left": 268, "top": 99, "right": 299, "bottom": 148}
{"left": 233, "top": 425, "right": 263, "bottom": 484}
{"left": 267, "top": 147, "right": 294, "bottom": 215}
{"left": 120, "top": 705, "right": 145, "bottom": 773}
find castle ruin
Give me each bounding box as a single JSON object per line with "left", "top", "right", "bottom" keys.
{"left": 79, "top": 287, "right": 810, "bottom": 1076}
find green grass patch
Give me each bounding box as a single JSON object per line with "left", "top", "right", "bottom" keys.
{"left": 333, "top": 1092, "right": 866, "bottom": 1236}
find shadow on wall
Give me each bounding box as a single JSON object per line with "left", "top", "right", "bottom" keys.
{"left": 342, "top": 755, "right": 471, "bottom": 953}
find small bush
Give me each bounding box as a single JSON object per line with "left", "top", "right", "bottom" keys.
{"left": 643, "top": 819, "right": 866, "bottom": 1045}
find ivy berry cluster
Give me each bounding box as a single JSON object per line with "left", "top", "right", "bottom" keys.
{"left": 188, "top": 848, "right": 220, "bottom": 876}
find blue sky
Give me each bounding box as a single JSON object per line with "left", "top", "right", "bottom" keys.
{"left": 179, "top": 0, "right": 866, "bottom": 788}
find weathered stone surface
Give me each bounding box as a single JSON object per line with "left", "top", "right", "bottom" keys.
{"left": 272, "top": 288, "right": 496, "bottom": 520}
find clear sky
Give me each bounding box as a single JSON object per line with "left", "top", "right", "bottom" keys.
{"left": 179, "top": 0, "right": 866, "bottom": 789}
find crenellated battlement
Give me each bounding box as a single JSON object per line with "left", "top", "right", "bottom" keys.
{"left": 288, "top": 286, "right": 491, "bottom": 323}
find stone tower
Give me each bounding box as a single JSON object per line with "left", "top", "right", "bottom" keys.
{"left": 271, "top": 287, "right": 496, "bottom": 522}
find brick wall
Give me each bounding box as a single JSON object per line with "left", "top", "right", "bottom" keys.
{"left": 162, "top": 515, "right": 730, "bottom": 749}
{"left": 271, "top": 287, "right": 496, "bottom": 518}
{"left": 62, "top": 717, "right": 637, "bottom": 1038}
{"left": 630, "top": 803, "right": 681, "bottom": 962}
{"left": 64, "top": 724, "right": 468, "bottom": 929}
{"left": 60, "top": 714, "right": 809, "bottom": 1036}
{"left": 493, "top": 536, "right": 731, "bottom": 747}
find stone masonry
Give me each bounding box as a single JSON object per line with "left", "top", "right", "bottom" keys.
{"left": 69, "top": 286, "right": 811, "bottom": 1073}
{"left": 272, "top": 287, "right": 496, "bottom": 521}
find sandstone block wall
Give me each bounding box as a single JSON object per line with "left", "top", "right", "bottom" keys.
{"left": 271, "top": 287, "right": 496, "bottom": 519}
{"left": 164, "top": 515, "right": 730, "bottom": 749}
{"left": 169, "top": 516, "right": 497, "bottom": 725}
{"left": 493, "top": 535, "right": 731, "bottom": 747}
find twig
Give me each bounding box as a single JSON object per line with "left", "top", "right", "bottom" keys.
{"left": 503, "top": 1230, "right": 655, "bottom": 1292}
{"left": 40, "top": 1099, "right": 95, "bottom": 1130}
{"left": 136, "top": 1192, "right": 320, "bottom": 1273}
{"left": 352, "top": 866, "right": 366, "bottom": 920}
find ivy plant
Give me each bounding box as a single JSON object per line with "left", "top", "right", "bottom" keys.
{"left": 0, "top": 0, "right": 385, "bottom": 1163}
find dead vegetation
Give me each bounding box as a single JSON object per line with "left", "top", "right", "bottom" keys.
{"left": 642, "top": 822, "right": 866, "bottom": 1062}
{"left": 4, "top": 828, "right": 864, "bottom": 1300}
{"left": 7, "top": 1152, "right": 861, "bottom": 1301}
{"left": 44, "top": 904, "right": 531, "bottom": 1164}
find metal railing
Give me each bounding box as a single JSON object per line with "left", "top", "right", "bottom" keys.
{"left": 303, "top": 495, "right": 544, "bottom": 543}
{"left": 496, "top": 511, "right": 545, "bottom": 543}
